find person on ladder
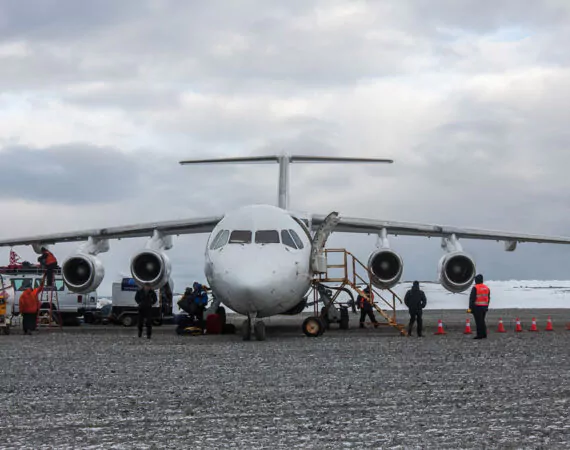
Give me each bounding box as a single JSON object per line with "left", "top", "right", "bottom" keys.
{"left": 358, "top": 287, "right": 379, "bottom": 328}
{"left": 135, "top": 283, "right": 158, "bottom": 339}
{"left": 19, "top": 274, "right": 45, "bottom": 335}
{"left": 38, "top": 247, "right": 58, "bottom": 288}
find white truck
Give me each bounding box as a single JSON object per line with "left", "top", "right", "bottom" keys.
{"left": 3, "top": 267, "right": 97, "bottom": 326}
{"left": 110, "top": 277, "right": 173, "bottom": 327}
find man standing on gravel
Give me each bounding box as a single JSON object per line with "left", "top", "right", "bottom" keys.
{"left": 469, "top": 274, "right": 490, "bottom": 339}
{"left": 135, "top": 283, "right": 158, "bottom": 339}
{"left": 404, "top": 281, "right": 427, "bottom": 337}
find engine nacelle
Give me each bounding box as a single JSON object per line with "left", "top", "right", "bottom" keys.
{"left": 62, "top": 253, "right": 105, "bottom": 293}
{"left": 438, "top": 252, "right": 476, "bottom": 293}
{"left": 130, "top": 250, "right": 171, "bottom": 290}
{"left": 368, "top": 249, "right": 403, "bottom": 289}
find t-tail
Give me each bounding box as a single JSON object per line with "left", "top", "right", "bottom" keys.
{"left": 179, "top": 155, "right": 393, "bottom": 210}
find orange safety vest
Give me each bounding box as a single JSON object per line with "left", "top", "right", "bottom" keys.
{"left": 19, "top": 288, "right": 41, "bottom": 314}
{"left": 359, "top": 291, "right": 374, "bottom": 308}
{"left": 44, "top": 251, "right": 57, "bottom": 266}
{"left": 474, "top": 284, "right": 490, "bottom": 307}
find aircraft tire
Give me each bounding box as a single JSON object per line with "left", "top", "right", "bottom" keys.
{"left": 302, "top": 316, "right": 323, "bottom": 337}
{"left": 254, "top": 321, "right": 266, "bottom": 341}
{"left": 241, "top": 319, "right": 251, "bottom": 341}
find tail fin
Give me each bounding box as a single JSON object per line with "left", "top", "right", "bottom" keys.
{"left": 179, "top": 155, "right": 393, "bottom": 209}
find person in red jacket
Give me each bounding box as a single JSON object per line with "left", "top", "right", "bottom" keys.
{"left": 19, "top": 276, "right": 44, "bottom": 335}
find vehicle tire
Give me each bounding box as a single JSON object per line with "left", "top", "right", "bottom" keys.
{"left": 4, "top": 325, "right": 9, "bottom": 335}
{"left": 254, "top": 321, "right": 266, "bottom": 341}
{"left": 121, "top": 315, "right": 136, "bottom": 327}
{"left": 302, "top": 316, "right": 323, "bottom": 337}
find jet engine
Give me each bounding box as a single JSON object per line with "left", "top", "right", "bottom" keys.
{"left": 130, "top": 249, "right": 171, "bottom": 290}
{"left": 368, "top": 249, "right": 403, "bottom": 289}
{"left": 62, "top": 254, "right": 105, "bottom": 293}
{"left": 438, "top": 252, "right": 476, "bottom": 293}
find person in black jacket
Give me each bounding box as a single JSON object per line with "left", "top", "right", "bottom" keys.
{"left": 135, "top": 283, "right": 158, "bottom": 339}
{"left": 404, "top": 281, "right": 427, "bottom": 337}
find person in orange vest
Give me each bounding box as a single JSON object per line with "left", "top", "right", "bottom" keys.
{"left": 358, "top": 286, "right": 379, "bottom": 328}
{"left": 469, "top": 274, "right": 491, "bottom": 339}
{"left": 38, "top": 247, "right": 58, "bottom": 287}
{"left": 19, "top": 275, "right": 45, "bottom": 335}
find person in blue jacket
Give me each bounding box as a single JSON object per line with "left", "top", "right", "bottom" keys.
{"left": 192, "top": 282, "right": 209, "bottom": 330}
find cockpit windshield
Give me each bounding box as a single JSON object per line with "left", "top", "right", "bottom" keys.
{"left": 255, "top": 230, "right": 280, "bottom": 244}
{"left": 229, "top": 230, "right": 252, "bottom": 244}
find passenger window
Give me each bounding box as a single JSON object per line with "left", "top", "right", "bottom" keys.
{"left": 255, "top": 230, "right": 280, "bottom": 244}
{"left": 229, "top": 230, "right": 252, "bottom": 244}
{"left": 35, "top": 279, "right": 64, "bottom": 291}
{"left": 12, "top": 278, "right": 32, "bottom": 291}
{"left": 210, "top": 230, "right": 230, "bottom": 250}
{"left": 281, "top": 230, "right": 297, "bottom": 249}
{"left": 289, "top": 230, "right": 304, "bottom": 249}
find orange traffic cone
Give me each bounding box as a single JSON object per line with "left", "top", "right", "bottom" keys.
{"left": 515, "top": 318, "right": 523, "bottom": 332}
{"left": 566, "top": 322, "right": 570, "bottom": 331}
{"left": 529, "top": 317, "right": 538, "bottom": 332}
{"left": 435, "top": 319, "right": 446, "bottom": 335}
{"left": 545, "top": 316, "right": 554, "bottom": 331}
{"left": 463, "top": 318, "right": 472, "bottom": 334}
{"left": 497, "top": 318, "right": 506, "bottom": 333}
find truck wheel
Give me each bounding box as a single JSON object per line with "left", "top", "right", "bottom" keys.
{"left": 122, "top": 315, "right": 136, "bottom": 327}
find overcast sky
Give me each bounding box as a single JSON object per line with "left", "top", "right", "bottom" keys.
{"left": 1, "top": 0, "right": 570, "bottom": 296}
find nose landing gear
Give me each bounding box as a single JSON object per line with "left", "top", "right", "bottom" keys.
{"left": 242, "top": 314, "right": 266, "bottom": 341}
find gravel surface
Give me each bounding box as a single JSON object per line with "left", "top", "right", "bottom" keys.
{"left": 1, "top": 310, "right": 569, "bottom": 449}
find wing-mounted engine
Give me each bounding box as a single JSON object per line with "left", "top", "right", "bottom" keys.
{"left": 130, "top": 230, "right": 172, "bottom": 289}
{"left": 368, "top": 228, "right": 403, "bottom": 289}
{"left": 62, "top": 237, "right": 109, "bottom": 293}
{"left": 438, "top": 234, "right": 476, "bottom": 293}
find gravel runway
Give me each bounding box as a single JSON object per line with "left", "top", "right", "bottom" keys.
{"left": 1, "top": 310, "right": 569, "bottom": 449}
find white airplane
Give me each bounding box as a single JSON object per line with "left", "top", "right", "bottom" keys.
{"left": 2, "top": 154, "right": 570, "bottom": 341}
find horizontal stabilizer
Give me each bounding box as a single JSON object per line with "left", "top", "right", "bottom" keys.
{"left": 179, "top": 154, "right": 393, "bottom": 209}
{"left": 179, "top": 156, "right": 279, "bottom": 165}
{"left": 290, "top": 156, "right": 393, "bottom": 164}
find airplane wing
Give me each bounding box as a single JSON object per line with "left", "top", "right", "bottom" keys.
{"left": 309, "top": 214, "right": 570, "bottom": 246}
{"left": 0, "top": 216, "right": 224, "bottom": 247}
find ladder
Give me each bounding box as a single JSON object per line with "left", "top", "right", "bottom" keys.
{"left": 313, "top": 248, "right": 408, "bottom": 336}
{"left": 37, "top": 284, "right": 63, "bottom": 331}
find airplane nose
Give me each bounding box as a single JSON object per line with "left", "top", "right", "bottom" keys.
{"left": 215, "top": 259, "right": 283, "bottom": 312}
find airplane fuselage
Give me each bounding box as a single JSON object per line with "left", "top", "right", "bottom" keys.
{"left": 204, "top": 205, "right": 313, "bottom": 318}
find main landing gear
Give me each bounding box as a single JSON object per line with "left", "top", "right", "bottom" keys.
{"left": 242, "top": 315, "right": 266, "bottom": 341}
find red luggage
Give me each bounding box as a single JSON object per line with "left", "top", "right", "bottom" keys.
{"left": 206, "top": 314, "right": 222, "bottom": 335}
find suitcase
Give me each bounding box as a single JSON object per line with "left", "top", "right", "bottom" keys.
{"left": 206, "top": 314, "right": 222, "bottom": 334}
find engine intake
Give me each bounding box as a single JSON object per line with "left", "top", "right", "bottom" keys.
{"left": 368, "top": 249, "right": 403, "bottom": 289}
{"left": 438, "top": 252, "right": 476, "bottom": 293}
{"left": 62, "top": 254, "right": 105, "bottom": 293}
{"left": 130, "top": 250, "right": 171, "bottom": 289}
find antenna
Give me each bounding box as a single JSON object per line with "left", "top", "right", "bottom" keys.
{"left": 179, "top": 155, "right": 393, "bottom": 210}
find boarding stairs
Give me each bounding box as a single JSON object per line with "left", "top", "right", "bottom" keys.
{"left": 312, "top": 248, "right": 407, "bottom": 336}
{"left": 37, "top": 285, "right": 63, "bottom": 331}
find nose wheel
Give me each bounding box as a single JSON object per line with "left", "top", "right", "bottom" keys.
{"left": 241, "top": 316, "right": 266, "bottom": 341}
